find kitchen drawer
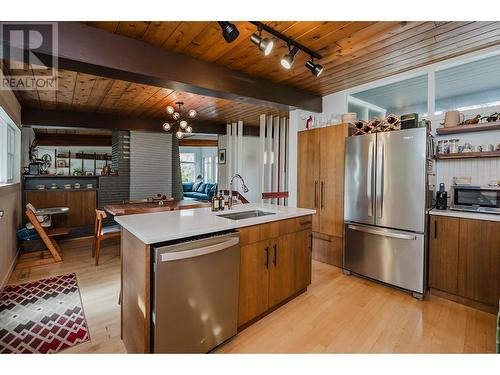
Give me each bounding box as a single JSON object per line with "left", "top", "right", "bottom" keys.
{"left": 238, "top": 225, "right": 261, "bottom": 246}
{"left": 312, "top": 232, "right": 343, "bottom": 268}
{"left": 295, "top": 215, "right": 312, "bottom": 231}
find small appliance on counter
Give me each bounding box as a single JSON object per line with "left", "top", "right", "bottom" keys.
{"left": 400, "top": 113, "right": 419, "bottom": 129}
{"left": 436, "top": 183, "right": 448, "bottom": 210}
{"left": 450, "top": 185, "right": 500, "bottom": 215}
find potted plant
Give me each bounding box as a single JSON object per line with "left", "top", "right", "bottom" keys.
{"left": 72, "top": 167, "right": 83, "bottom": 176}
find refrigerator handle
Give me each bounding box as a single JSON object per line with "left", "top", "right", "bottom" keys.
{"left": 367, "top": 141, "right": 374, "bottom": 217}
{"left": 314, "top": 181, "right": 318, "bottom": 208}
{"left": 376, "top": 141, "right": 384, "bottom": 218}
{"left": 348, "top": 224, "right": 417, "bottom": 241}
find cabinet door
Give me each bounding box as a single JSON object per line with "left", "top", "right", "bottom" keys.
{"left": 458, "top": 218, "right": 500, "bottom": 306}
{"left": 312, "top": 232, "right": 343, "bottom": 267}
{"left": 25, "top": 192, "right": 69, "bottom": 227}
{"left": 429, "top": 215, "right": 460, "bottom": 294}
{"left": 295, "top": 229, "right": 312, "bottom": 292}
{"left": 269, "top": 233, "right": 296, "bottom": 307}
{"left": 319, "top": 124, "right": 347, "bottom": 237}
{"left": 238, "top": 240, "right": 270, "bottom": 326}
{"left": 297, "top": 129, "right": 320, "bottom": 232}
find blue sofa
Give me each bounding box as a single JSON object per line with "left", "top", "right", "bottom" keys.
{"left": 182, "top": 182, "right": 217, "bottom": 201}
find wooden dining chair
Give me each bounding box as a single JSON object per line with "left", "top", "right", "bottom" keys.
{"left": 93, "top": 210, "right": 121, "bottom": 266}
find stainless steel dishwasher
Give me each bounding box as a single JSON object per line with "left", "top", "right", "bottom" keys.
{"left": 151, "top": 231, "right": 240, "bottom": 353}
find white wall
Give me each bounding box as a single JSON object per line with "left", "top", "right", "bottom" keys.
{"left": 218, "top": 134, "right": 261, "bottom": 203}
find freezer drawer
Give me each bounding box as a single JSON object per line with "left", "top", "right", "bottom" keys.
{"left": 153, "top": 232, "right": 240, "bottom": 353}
{"left": 344, "top": 223, "right": 425, "bottom": 293}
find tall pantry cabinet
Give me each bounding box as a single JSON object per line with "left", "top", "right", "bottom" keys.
{"left": 297, "top": 124, "right": 348, "bottom": 267}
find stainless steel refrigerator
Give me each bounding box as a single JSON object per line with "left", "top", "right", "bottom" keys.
{"left": 343, "top": 127, "right": 433, "bottom": 299}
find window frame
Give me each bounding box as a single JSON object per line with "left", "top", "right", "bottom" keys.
{"left": 0, "top": 108, "right": 20, "bottom": 185}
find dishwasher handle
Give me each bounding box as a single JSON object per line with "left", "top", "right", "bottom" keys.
{"left": 159, "top": 236, "right": 239, "bottom": 262}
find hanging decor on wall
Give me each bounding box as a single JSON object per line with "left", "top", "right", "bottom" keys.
{"left": 162, "top": 102, "right": 197, "bottom": 139}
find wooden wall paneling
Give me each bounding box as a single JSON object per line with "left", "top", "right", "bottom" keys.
{"left": 428, "top": 215, "right": 460, "bottom": 294}
{"left": 84, "top": 76, "right": 114, "bottom": 108}
{"left": 162, "top": 22, "right": 211, "bottom": 53}
{"left": 319, "top": 125, "right": 347, "bottom": 238}
{"left": 458, "top": 218, "right": 500, "bottom": 307}
{"left": 141, "top": 22, "right": 179, "bottom": 47}
{"left": 121, "top": 228, "right": 151, "bottom": 353}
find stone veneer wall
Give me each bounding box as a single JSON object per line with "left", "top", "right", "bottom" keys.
{"left": 98, "top": 130, "right": 130, "bottom": 225}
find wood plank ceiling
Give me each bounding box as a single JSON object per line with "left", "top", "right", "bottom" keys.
{"left": 87, "top": 21, "right": 500, "bottom": 96}
{"left": 10, "top": 21, "right": 500, "bottom": 129}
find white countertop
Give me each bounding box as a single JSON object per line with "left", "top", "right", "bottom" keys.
{"left": 429, "top": 208, "right": 500, "bottom": 222}
{"left": 115, "top": 203, "right": 316, "bottom": 244}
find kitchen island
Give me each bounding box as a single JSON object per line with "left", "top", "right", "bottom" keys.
{"left": 115, "top": 203, "right": 315, "bottom": 353}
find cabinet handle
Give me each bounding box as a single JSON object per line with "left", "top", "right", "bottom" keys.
{"left": 309, "top": 234, "right": 313, "bottom": 250}
{"left": 434, "top": 220, "right": 437, "bottom": 239}
{"left": 299, "top": 220, "right": 312, "bottom": 226}
{"left": 273, "top": 244, "right": 277, "bottom": 266}
{"left": 314, "top": 181, "right": 318, "bottom": 208}
{"left": 321, "top": 181, "right": 325, "bottom": 209}
{"left": 264, "top": 247, "right": 269, "bottom": 268}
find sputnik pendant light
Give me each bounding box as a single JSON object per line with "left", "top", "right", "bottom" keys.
{"left": 162, "top": 102, "right": 197, "bottom": 139}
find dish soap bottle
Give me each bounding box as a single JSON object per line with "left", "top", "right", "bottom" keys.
{"left": 218, "top": 190, "right": 224, "bottom": 211}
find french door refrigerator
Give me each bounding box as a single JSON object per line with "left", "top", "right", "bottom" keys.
{"left": 343, "top": 127, "right": 433, "bottom": 299}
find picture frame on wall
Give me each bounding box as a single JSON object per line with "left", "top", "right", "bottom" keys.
{"left": 218, "top": 149, "right": 226, "bottom": 164}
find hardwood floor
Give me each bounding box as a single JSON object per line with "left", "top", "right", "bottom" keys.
{"left": 7, "top": 238, "right": 497, "bottom": 354}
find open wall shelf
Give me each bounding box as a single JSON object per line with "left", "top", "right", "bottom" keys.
{"left": 435, "top": 151, "right": 500, "bottom": 160}
{"left": 436, "top": 121, "right": 500, "bottom": 135}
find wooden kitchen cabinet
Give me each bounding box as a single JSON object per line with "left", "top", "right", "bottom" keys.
{"left": 269, "top": 232, "right": 296, "bottom": 307}
{"left": 237, "top": 216, "right": 313, "bottom": 327}
{"left": 238, "top": 240, "right": 270, "bottom": 326}
{"left": 458, "top": 218, "right": 500, "bottom": 307}
{"left": 297, "top": 124, "right": 348, "bottom": 267}
{"left": 295, "top": 229, "right": 312, "bottom": 293}
{"left": 429, "top": 215, "right": 460, "bottom": 294}
{"left": 429, "top": 214, "right": 500, "bottom": 313}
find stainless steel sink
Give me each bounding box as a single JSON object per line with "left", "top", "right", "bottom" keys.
{"left": 217, "top": 210, "right": 275, "bottom": 220}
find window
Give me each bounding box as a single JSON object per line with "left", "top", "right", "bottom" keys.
{"left": 435, "top": 54, "right": 500, "bottom": 113}
{"left": 180, "top": 152, "right": 196, "bottom": 183}
{"left": 0, "top": 112, "right": 20, "bottom": 184}
{"left": 349, "top": 74, "right": 428, "bottom": 119}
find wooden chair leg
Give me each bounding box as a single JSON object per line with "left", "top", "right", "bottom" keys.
{"left": 95, "top": 237, "right": 102, "bottom": 266}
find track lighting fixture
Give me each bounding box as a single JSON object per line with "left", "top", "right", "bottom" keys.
{"left": 162, "top": 122, "right": 171, "bottom": 132}
{"left": 248, "top": 21, "right": 323, "bottom": 77}
{"left": 281, "top": 46, "right": 299, "bottom": 70}
{"left": 305, "top": 59, "right": 324, "bottom": 77}
{"left": 218, "top": 22, "right": 239, "bottom": 43}
{"left": 250, "top": 28, "right": 273, "bottom": 56}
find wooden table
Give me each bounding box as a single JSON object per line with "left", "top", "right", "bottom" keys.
{"left": 104, "top": 199, "right": 210, "bottom": 216}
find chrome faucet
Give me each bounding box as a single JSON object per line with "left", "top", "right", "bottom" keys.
{"left": 228, "top": 174, "right": 249, "bottom": 209}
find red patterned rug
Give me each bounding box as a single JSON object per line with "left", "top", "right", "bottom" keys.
{"left": 0, "top": 273, "right": 90, "bottom": 354}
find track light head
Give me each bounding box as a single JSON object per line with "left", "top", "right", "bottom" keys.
{"left": 305, "top": 59, "right": 324, "bottom": 77}
{"left": 281, "top": 46, "right": 299, "bottom": 70}
{"left": 250, "top": 33, "right": 274, "bottom": 56}
{"left": 218, "top": 21, "right": 239, "bottom": 44}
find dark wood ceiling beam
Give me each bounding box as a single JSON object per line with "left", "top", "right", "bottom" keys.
{"left": 1, "top": 22, "right": 321, "bottom": 112}
{"left": 22, "top": 108, "right": 227, "bottom": 134}
{"left": 35, "top": 133, "right": 112, "bottom": 147}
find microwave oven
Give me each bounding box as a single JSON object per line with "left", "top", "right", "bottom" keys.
{"left": 450, "top": 186, "right": 500, "bottom": 214}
